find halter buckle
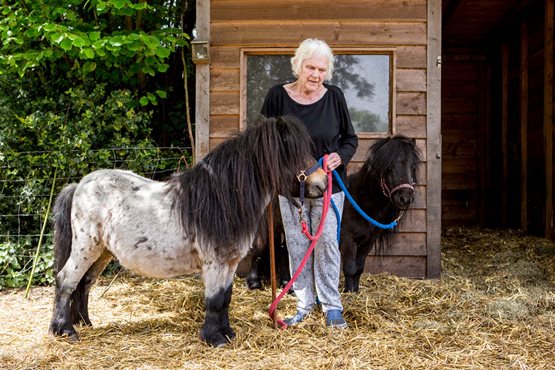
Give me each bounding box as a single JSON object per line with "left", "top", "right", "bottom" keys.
{"left": 297, "top": 170, "right": 308, "bottom": 182}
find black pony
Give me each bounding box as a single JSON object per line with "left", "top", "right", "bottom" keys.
{"left": 340, "top": 135, "right": 421, "bottom": 292}
{"left": 48, "top": 116, "right": 327, "bottom": 347}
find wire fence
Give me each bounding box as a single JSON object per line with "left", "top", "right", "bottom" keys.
{"left": 0, "top": 146, "right": 192, "bottom": 288}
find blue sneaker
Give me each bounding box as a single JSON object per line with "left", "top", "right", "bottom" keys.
{"left": 325, "top": 310, "right": 348, "bottom": 329}
{"left": 283, "top": 310, "right": 310, "bottom": 326}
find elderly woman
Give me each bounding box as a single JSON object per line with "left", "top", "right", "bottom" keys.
{"left": 261, "top": 38, "right": 358, "bottom": 328}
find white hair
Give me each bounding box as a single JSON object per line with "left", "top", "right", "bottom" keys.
{"left": 290, "top": 38, "right": 334, "bottom": 81}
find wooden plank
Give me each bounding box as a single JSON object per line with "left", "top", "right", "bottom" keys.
{"left": 211, "top": 22, "right": 427, "bottom": 46}
{"left": 388, "top": 232, "right": 427, "bottom": 255}
{"left": 520, "top": 21, "right": 529, "bottom": 231}
{"left": 442, "top": 82, "right": 479, "bottom": 97}
{"left": 211, "top": 68, "right": 239, "bottom": 91}
{"left": 396, "top": 46, "right": 427, "bottom": 69}
{"left": 441, "top": 97, "right": 478, "bottom": 113}
{"left": 396, "top": 69, "right": 427, "bottom": 92}
{"left": 341, "top": 233, "right": 426, "bottom": 256}
{"left": 352, "top": 138, "right": 427, "bottom": 162}
{"left": 210, "top": 115, "right": 240, "bottom": 137}
{"left": 212, "top": 0, "right": 427, "bottom": 22}
{"left": 210, "top": 45, "right": 427, "bottom": 69}
{"left": 210, "top": 91, "right": 240, "bottom": 116}
{"left": 426, "top": 0, "right": 442, "bottom": 279}
{"left": 397, "top": 92, "right": 426, "bottom": 115}
{"left": 396, "top": 115, "right": 426, "bottom": 138}
{"left": 443, "top": 174, "right": 477, "bottom": 190}
{"left": 363, "top": 256, "right": 426, "bottom": 279}
{"left": 396, "top": 209, "right": 426, "bottom": 232}
{"left": 211, "top": 46, "right": 241, "bottom": 68}
{"left": 441, "top": 113, "right": 479, "bottom": 129}
{"left": 442, "top": 130, "right": 478, "bottom": 158}
{"left": 194, "top": 0, "right": 210, "bottom": 162}
{"left": 544, "top": 0, "right": 554, "bottom": 239}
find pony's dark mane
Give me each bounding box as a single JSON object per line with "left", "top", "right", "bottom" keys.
{"left": 362, "top": 135, "right": 421, "bottom": 179}
{"left": 356, "top": 135, "right": 421, "bottom": 254}
{"left": 167, "top": 116, "right": 314, "bottom": 251}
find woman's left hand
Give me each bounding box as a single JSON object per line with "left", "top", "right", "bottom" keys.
{"left": 326, "top": 152, "right": 342, "bottom": 171}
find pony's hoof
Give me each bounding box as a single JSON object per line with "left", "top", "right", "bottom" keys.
{"left": 221, "top": 326, "right": 236, "bottom": 340}
{"left": 246, "top": 277, "right": 263, "bottom": 290}
{"left": 200, "top": 327, "right": 233, "bottom": 347}
{"left": 50, "top": 327, "right": 80, "bottom": 342}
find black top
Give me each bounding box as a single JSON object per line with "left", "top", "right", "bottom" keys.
{"left": 261, "top": 83, "right": 359, "bottom": 193}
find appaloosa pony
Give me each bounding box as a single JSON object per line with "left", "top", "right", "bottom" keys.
{"left": 48, "top": 115, "right": 327, "bottom": 347}
{"left": 340, "top": 135, "right": 421, "bottom": 292}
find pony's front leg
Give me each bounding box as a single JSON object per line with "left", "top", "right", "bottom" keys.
{"left": 200, "top": 260, "right": 238, "bottom": 347}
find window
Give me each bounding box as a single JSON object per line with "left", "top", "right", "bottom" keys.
{"left": 243, "top": 50, "right": 394, "bottom": 135}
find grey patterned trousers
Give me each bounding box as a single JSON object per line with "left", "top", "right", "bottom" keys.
{"left": 278, "top": 192, "right": 345, "bottom": 315}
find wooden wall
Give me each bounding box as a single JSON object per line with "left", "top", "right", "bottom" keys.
{"left": 441, "top": 55, "right": 483, "bottom": 226}
{"left": 197, "top": 0, "right": 442, "bottom": 278}
{"left": 441, "top": 0, "right": 554, "bottom": 240}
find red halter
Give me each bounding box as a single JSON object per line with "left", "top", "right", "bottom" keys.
{"left": 380, "top": 178, "right": 415, "bottom": 200}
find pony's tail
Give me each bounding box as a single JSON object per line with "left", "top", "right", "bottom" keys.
{"left": 52, "top": 183, "right": 78, "bottom": 275}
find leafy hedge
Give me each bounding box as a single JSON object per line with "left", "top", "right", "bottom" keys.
{"left": 0, "top": 0, "right": 193, "bottom": 289}
{"left": 0, "top": 79, "right": 188, "bottom": 289}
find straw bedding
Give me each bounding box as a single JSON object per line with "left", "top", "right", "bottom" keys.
{"left": 1, "top": 227, "right": 554, "bottom": 369}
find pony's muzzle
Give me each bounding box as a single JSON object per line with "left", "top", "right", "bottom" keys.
{"left": 394, "top": 188, "right": 415, "bottom": 209}
{"left": 305, "top": 168, "right": 328, "bottom": 198}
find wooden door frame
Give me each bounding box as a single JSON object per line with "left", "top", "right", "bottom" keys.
{"left": 427, "top": 0, "right": 442, "bottom": 278}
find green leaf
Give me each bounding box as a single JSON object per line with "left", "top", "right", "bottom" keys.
{"left": 60, "top": 38, "right": 73, "bottom": 51}
{"left": 157, "top": 64, "right": 169, "bottom": 73}
{"left": 73, "top": 37, "right": 89, "bottom": 48}
{"left": 82, "top": 61, "right": 96, "bottom": 72}
{"left": 43, "top": 24, "right": 57, "bottom": 32}
{"left": 155, "top": 90, "right": 167, "bottom": 98}
{"left": 139, "top": 96, "right": 149, "bottom": 106}
{"left": 81, "top": 48, "right": 94, "bottom": 59}
{"left": 155, "top": 47, "right": 171, "bottom": 58}
{"left": 113, "top": 0, "right": 126, "bottom": 9}
{"left": 89, "top": 32, "right": 101, "bottom": 42}
{"left": 49, "top": 32, "right": 64, "bottom": 44}
{"left": 141, "top": 65, "right": 155, "bottom": 76}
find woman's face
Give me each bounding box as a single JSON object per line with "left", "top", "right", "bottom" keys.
{"left": 297, "top": 55, "right": 329, "bottom": 93}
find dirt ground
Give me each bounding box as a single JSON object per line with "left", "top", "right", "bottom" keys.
{"left": 1, "top": 227, "right": 554, "bottom": 369}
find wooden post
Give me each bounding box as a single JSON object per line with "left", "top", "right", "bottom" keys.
{"left": 544, "top": 0, "right": 554, "bottom": 239}
{"left": 267, "top": 201, "right": 277, "bottom": 328}
{"left": 426, "top": 0, "right": 442, "bottom": 279}
{"left": 194, "top": 0, "right": 211, "bottom": 163}
{"left": 500, "top": 42, "right": 509, "bottom": 226}
{"left": 520, "top": 21, "right": 529, "bottom": 231}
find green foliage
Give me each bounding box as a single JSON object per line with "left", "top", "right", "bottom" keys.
{"left": 0, "top": 0, "right": 189, "bottom": 105}
{"left": 0, "top": 0, "right": 194, "bottom": 289}
{"left": 0, "top": 78, "right": 188, "bottom": 289}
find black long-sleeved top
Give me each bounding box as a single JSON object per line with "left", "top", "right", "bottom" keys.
{"left": 261, "top": 83, "right": 359, "bottom": 193}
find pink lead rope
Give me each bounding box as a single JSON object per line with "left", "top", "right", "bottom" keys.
{"left": 268, "top": 155, "right": 333, "bottom": 329}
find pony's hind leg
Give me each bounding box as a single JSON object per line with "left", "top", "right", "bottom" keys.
{"left": 49, "top": 247, "right": 103, "bottom": 341}
{"left": 200, "top": 259, "right": 239, "bottom": 347}
{"left": 70, "top": 251, "right": 113, "bottom": 326}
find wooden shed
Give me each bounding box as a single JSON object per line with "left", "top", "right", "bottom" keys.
{"left": 192, "top": 0, "right": 441, "bottom": 279}
{"left": 442, "top": 0, "right": 554, "bottom": 242}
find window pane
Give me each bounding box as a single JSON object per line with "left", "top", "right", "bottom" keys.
{"left": 246, "top": 53, "right": 391, "bottom": 133}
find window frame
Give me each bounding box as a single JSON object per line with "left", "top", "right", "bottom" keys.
{"left": 240, "top": 47, "right": 397, "bottom": 138}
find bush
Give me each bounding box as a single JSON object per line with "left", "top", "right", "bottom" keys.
{"left": 0, "top": 79, "right": 188, "bottom": 289}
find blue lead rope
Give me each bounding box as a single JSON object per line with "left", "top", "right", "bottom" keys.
{"left": 318, "top": 157, "right": 398, "bottom": 243}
